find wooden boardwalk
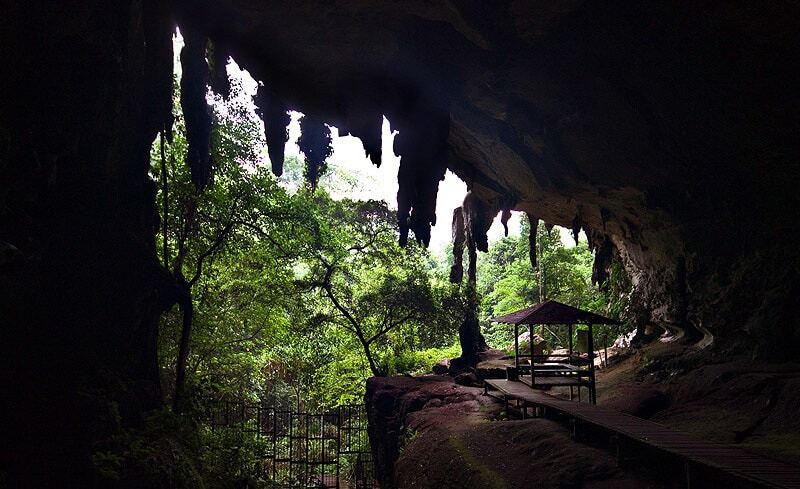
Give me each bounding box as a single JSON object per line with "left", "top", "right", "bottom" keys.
{"left": 485, "top": 379, "right": 800, "bottom": 489}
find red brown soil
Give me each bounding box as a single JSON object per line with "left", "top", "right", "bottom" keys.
{"left": 396, "top": 414, "right": 667, "bottom": 489}
{"left": 368, "top": 341, "right": 800, "bottom": 488}
{"left": 368, "top": 376, "right": 668, "bottom": 489}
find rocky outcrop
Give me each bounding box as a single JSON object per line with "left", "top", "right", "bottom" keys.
{"left": 0, "top": 1, "right": 174, "bottom": 485}
{"left": 596, "top": 341, "right": 800, "bottom": 463}
{"left": 365, "top": 376, "right": 496, "bottom": 488}
{"left": 365, "top": 376, "right": 668, "bottom": 489}
{"left": 173, "top": 1, "right": 800, "bottom": 356}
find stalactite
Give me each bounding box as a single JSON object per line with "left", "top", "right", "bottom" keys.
{"left": 355, "top": 117, "right": 383, "bottom": 167}
{"left": 526, "top": 212, "right": 539, "bottom": 269}
{"left": 209, "top": 40, "right": 230, "bottom": 100}
{"left": 449, "top": 207, "right": 465, "bottom": 283}
{"left": 592, "top": 235, "right": 614, "bottom": 286}
{"left": 180, "top": 26, "right": 212, "bottom": 190}
{"left": 297, "top": 115, "right": 333, "bottom": 190}
{"left": 500, "top": 208, "right": 512, "bottom": 236}
{"left": 572, "top": 212, "right": 582, "bottom": 246}
{"left": 448, "top": 196, "right": 490, "bottom": 366}
{"left": 254, "top": 85, "right": 291, "bottom": 176}
{"left": 449, "top": 191, "right": 500, "bottom": 283}
{"left": 339, "top": 102, "right": 382, "bottom": 167}
{"left": 394, "top": 111, "right": 449, "bottom": 247}
{"left": 463, "top": 191, "right": 493, "bottom": 252}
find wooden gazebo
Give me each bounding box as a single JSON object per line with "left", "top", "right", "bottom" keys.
{"left": 492, "top": 300, "right": 619, "bottom": 404}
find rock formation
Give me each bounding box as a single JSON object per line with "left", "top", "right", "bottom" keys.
{"left": 449, "top": 192, "right": 494, "bottom": 367}
{"left": 1, "top": 0, "right": 799, "bottom": 485}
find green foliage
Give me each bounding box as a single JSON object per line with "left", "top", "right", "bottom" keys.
{"left": 92, "top": 410, "right": 205, "bottom": 488}
{"left": 383, "top": 342, "right": 461, "bottom": 376}
{"left": 143, "top": 61, "right": 631, "bottom": 487}
{"left": 151, "top": 78, "right": 460, "bottom": 416}
{"left": 293, "top": 191, "right": 463, "bottom": 382}
{"left": 478, "top": 217, "right": 625, "bottom": 350}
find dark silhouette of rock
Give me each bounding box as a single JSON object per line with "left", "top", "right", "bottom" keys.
{"left": 432, "top": 359, "right": 450, "bottom": 375}
{"left": 454, "top": 371, "right": 481, "bottom": 387}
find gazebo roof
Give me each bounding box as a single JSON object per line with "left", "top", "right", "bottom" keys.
{"left": 491, "top": 300, "right": 619, "bottom": 325}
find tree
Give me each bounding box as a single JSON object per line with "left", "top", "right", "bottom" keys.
{"left": 297, "top": 196, "right": 458, "bottom": 377}
{"left": 151, "top": 76, "right": 306, "bottom": 409}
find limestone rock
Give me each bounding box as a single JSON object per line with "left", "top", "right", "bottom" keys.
{"left": 432, "top": 359, "right": 450, "bottom": 375}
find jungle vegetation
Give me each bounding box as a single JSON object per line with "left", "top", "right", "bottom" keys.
{"left": 102, "top": 63, "right": 629, "bottom": 487}
{"left": 150, "top": 75, "right": 625, "bottom": 413}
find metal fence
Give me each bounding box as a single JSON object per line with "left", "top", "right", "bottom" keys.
{"left": 204, "top": 401, "right": 378, "bottom": 488}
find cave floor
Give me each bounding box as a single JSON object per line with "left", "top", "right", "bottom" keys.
{"left": 377, "top": 341, "right": 800, "bottom": 489}
{"left": 591, "top": 340, "right": 800, "bottom": 466}
{"left": 396, "top": 415, "right": 668, "bottom": 489}
{"left": 378, "top": 376, "right": 671, "bottom": 489}
{"left": 487, "top": 339, "right": 800, "bottom": 465}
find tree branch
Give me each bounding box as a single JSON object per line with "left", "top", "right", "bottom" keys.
{"left": 367, "top": 310, "right": 415, "bottom": 345}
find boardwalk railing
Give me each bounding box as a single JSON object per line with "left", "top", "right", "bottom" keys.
{"left": 203, "top": 401, "right": 378, "bottom": 488}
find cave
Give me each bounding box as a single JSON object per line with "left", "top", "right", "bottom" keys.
{"left": 1, "top": 1, "right": 799, "bottom": 487}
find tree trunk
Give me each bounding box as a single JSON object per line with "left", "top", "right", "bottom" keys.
{"left": 173, "top": 279, "right": 194, "bottom": 411}
{"left": 160, "top": 130, "right": 169, "bottom": 267}
{"left": 321, "top": 278, "right": 384, "bottom": 377}
{"left": 361, "top": 338, "right": 382, "bottom": 377}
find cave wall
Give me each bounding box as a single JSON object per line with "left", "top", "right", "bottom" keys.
{"left": 0, "top": 0, "right": 173, "bottom": 484}
{"left": 1, "top": 0, "right": 799, "bottom": 485}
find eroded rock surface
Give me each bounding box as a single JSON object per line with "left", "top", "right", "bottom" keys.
{"left": 595, "top": 341, "right": 800, "bottom": 464}
{"left": 365, "top": 376, "right": 494, "bottom": 488}
{"left": 365, "top": 376, "right": 667, "bottom": 489}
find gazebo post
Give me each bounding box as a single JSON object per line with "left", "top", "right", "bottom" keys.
{"left": 540, "top": 324, "right": 545, "bottom": 348}
{"left": 568, "top": 324, "right": 574, "bottom": 400}
{"left": 568, "top": 325, "right": 573, "bottom": 360}
{"left": 528, "top": 323, "right": 533, "bottom": 361}
{"left": 587, "top": 323, "right": 596, "bottom": 404}
{"left": 529, "top": 323, "right": 536, "bottom": 388}
{"left": 514, "top": 323, "right": 519, "bottom": 373}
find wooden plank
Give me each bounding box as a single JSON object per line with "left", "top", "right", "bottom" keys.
{"left": 519, "top": 376, "right": 588, "bottom": 387}
{"left": 484, "top": 379, "right": 800, "bottom": 489}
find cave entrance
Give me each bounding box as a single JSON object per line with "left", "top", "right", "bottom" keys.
{"left": 148, "top": 28, "right": 627, "bottom": 487}
{"left": 153, "top": 38, "right": 471, "bottom": 416}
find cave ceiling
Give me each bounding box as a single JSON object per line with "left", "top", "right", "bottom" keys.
{"left": 170, "top": 1, "right": 800, "bottom": 347}
{"left": 0, "top": 1, "right": 786, "bottom": 349}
